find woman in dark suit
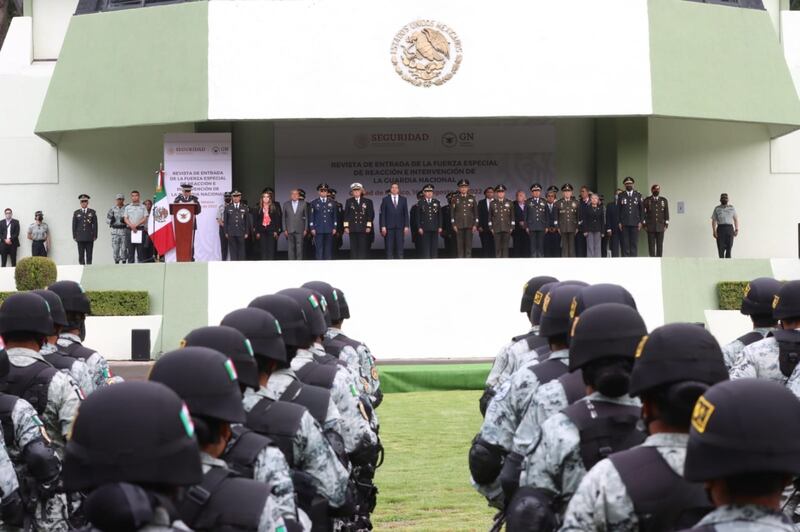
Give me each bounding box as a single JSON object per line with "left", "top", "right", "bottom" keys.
{"left": 252, "top": 191, "right": 282, "bottom": 260}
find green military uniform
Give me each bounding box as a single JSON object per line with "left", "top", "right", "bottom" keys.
{"left": 28, "top": 215, "right": 49, "bottom": 257}
{"left": 554, "top": 184, "right": 579, "bottom": 257}
{"left": 642, "top": 191, "right": 669, "bottom": 257}
{"left": 488, "top": 187, "right": 514, "bottom": 258}
{"left": 450, "top": 179, "right": 478, "bottom": 258}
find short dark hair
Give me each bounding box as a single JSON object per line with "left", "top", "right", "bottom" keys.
{"left": 723, "top": 472, "right": 788, "bottom": 498}
{"left": 131, "top": 190, "right": 139, "bottom": 195}
{"left": 3, "top": 208, "right": 11, "bottom": 214}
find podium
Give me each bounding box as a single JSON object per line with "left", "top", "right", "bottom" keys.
{"left": 170, "top": 203, "right": 198, "bottom": 262}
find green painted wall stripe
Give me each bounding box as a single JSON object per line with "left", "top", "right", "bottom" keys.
{"left": 36, "top": 2, "right": 209, "bottom": 136}
{"left": 660, "top": 258, "right": 772, "bottom": 323}
{"left": 648, "top": 0, "right": 800, "bottom": 127}
{"left": 160, "top": 262, "right": 208, "bottom": 355}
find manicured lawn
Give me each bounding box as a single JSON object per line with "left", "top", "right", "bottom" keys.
{"left": 372, "top": 390, "right": 495, "bottom": 531}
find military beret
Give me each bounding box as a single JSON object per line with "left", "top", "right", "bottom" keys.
{"left": 530, "top": 183, "right": 542, "bottom": 191}
{"left": 115, "top": 194, "right": 125, "bottom": 200}
{"left": 457, "top": 179, "right": 470, "bottom": 187}
{"left": 546, "top": 186, "right": 559, "bottom": 193}
{"left": 494, "top": 185, "right": 507, "bottom": 192}
{"left": 78, "top": 194, "right": 90, "bottom": 200}
{"left": 422, "top": 184, "right": 434, "bottom": 192}
{"left": 317, "top": 183, "right": 329, "bottom": 192}
{"left": 561, "top": 183, "right": 574, "bottom": 192}
{"left": 350, "top": 182, "right": 363, "bottom": 190}
{"left": 623, "top": 177, "right": 635, "bottom": 185}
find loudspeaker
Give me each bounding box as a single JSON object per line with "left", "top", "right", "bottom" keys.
{"left": 131, "top": 329, "right": 151, "bottom": 361}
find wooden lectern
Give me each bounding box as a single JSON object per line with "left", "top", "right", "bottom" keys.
{"left": 170, "top": 203, "right": 198, "bottom": 262}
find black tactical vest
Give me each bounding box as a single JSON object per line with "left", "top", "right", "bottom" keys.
{"left": 180, "top": 466, "right": 269, "bottom": 532}
{"left": 223, "top": 426, "right": 274, "bottom": 479}
{"left": 295, "top": 361, "right": 338, "bottom": 390}
{"left": 528, "top": 359, "right": 569, "bottom": 385}
{"left": 511, "top": 331, "right": 548, "bottom": 353}
{"left": 0, "top": 394, "right": 18, "bottom": 448}
{"left": 42, "top": 350, "right": 77, "bottom": 372}
{"left": 737, "top": 330, "right": 767, "bottom": 347}
{"left": 562, "top": 399, "right": 644, "bottom": 470}
{"left": 246, "top": 398, "right": 305, "bottom": 466}
{"left": 6, "top": 360, "right": 58, "bottom": 417}
{"left": 557, "top": 370, "right": 586, "bottom": 405}
{"left": 57, "top": 341, "right": 96, "bottom": 362}
{"left": 279, "top": 379, "right": 330, "bottom": 425}
{"left": 610, "top": 445, "right": 712, "bottom": 531}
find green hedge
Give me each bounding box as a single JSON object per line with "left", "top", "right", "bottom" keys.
{"left": 14, "top": 257, "right": 57, "bottom": 291}
{"left": 0, "top": 291, "right": 149, "bottom": 316}
{"left": 718, "top": 282, "right": 748, "bottom": 311}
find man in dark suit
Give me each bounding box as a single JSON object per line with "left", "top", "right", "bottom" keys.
{"left": 282, "top": 188, "right": 308, "bottom": 260}
{"left": 379, "top": 181, "right": 409, "bottom": 259}
{"left": 343, "top": 182, "right": 374, "bottom": 260}
{"left": 543, "top": 186, "right": 561, "bottom": 257}
{"left": 605, "top": 188, "right": 622, "bottom": 257}
{"left": 617, "top": 176, "right": 643, "bottom": 257}
{"left": 477, "top": 187, "right": 495, "bottom": 258}
{"left": 0, "top": 208, "right": 20, "bottom": 267}
{"left": 576, "top": 185, "right": 592, "bottom": 257}
{"left": 73, "top": 194, "right": 98, "bottom": 265}
{"left": 511, "top": 190, "right": 529, "bottom": 257}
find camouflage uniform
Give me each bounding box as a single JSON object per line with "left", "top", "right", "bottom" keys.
{"left": 292, "top": 348, "right": 377, "bottom": 454}
{"left": 560, "top": 433, "right": 689, "bottom": 531}
{"left": 485, "top": 327, "right": 542, "bottom": 389}
{"left": 40, "top": 342, "right": 94, "bottom": 396}
{"left": 324, "top": 328, "right": 381, "bottom": 404}
{"left": 242, "top": 387, "right": 349, "bottom": 507}
{"left": 0, "top": 435, "right": 20, "bottom": 522}
{"left": 519, "top": 392, "right": 641, "bottom": 506}
{"left": 6, "top": 348, "right": 82, "bottom": 457}
{"left": 199, "top": 452, "right": 286, "bottom": 532}
{"left": 720, "top": 327, "right": 774, "bottom": 372}
{"left": 106, "top": 204, "right": 128, "bottom": 263}
{"left": 690, "top": 504, "right": 795, "bottom": 531}
{"left": 263, "top": 368, "right": 342, "bottom": 433}
{"left": 56, "top": 333, "right": 122, "bottom": 391}
{"left": 512, "top": 377, "right": 569, "bottom": 455}
{"left": 728, "top": 336, "right": 785, "bottom": 383}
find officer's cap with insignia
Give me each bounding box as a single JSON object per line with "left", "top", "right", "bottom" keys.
{"left": 623, "top": 176, "right": 635, "bottom": 185}
{"left": 546, "top": 185, "right": 559, "bottom": 193}
{"left": 494, "top": 185, "right": 507, "bottom": 192}
{"left": 181, "top": 325, "right": 260, "bottom": 391}
{"left": 740, "top": 277, "right": 782, "bottom": 317}
{"left": 457, "top": 179, "right": 470, "bottom": 187}
{"left": 180, "top": 183, "right": 193, "bottom": 191}
{"left": 115, "top": 194, "right": 125, "bottom": 200}
{"left": 422, "top": 184, "right": 434, "bottom": 192}
{"left": 350, "top": 182, "right": 363, "bottom": 191}
{"left": 78, "top": 194, "right": 90, "bottom": 201}
{"left": 230, "top": 190, "right": 242, "bottom": 197}
{"left": 684, "top": 379, "right": 800, "bottom": 482}
{"left": 530, "top": 183, "right": 542, "bottom": 192}
{"left": 317, "top": 183, "right": 329, "bottom": 192}
{"left": 772, "top": 280, "right": 800, "bottom": 321}
{"left": 628, "top": 323, "right": 728, "bottom": 397}
{"left": 561, "top": 183, "right": 573, "bottom": 192}
{"left": 223, "top": 191, "right": 232, "bottom": 198}
{"left": 520, "top": 275, "right": 559, "bottom": 315}
{"left": 329, "top": 188, "right": 337, "bottom": 196}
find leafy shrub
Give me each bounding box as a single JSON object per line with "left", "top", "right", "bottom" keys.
{"left": 718, "top": 281, "right": 749, "bottom": 311}
{"left": 14, "top": 257, "right": 57, "bottom": 291}
{"left": 0, "top": 290, "right": 149, "bottom": 316}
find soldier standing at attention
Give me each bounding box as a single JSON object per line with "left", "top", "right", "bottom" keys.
{"left": 580, "top": 193, "right": 605, "bottom": 258}
{"left": 27, "top": 210, "right": 50, "bottom": 257}
{"left": 489, "top": 185, "right": 514, "bottom": 258}
{"left": 451, "top": 179, "right": 478, "bottom": 258}
{"left": 343, "top": 182, "right": 374, "bottom": 260}
{"left": 106, "top": 193, "right": 127, "bottom": 264}
{"left": 310, "top": 183, "right": 338, "bottom": 260}
{"left": 543, "top": 186, "right": 560, "bottom": 257}
{"left": 417, "top": 184, "right": 442, "bottom": 259}
{"left": 224, "top": 190, "right": 252, "bottom": 261}
{"left": 617, "top": 176, "right": 643, "bottom": 257}
{"left": 525, "top": 184, "right": 547, "bottom": 258}
{"left": 554, "top": 184, "right": 579, "bottom": 257}
{"left": 123, "top": 190, "right": 148, "bottom": 264}
{"left": 477, "top": 187, "right": 495, "bottom": 258}
{"left": 73, "top": 193, "right": 98, "bottom": 265}
{"left": 643, "top": 183, "right": 669, "bottom": 257}
{"left": 711, "top": 193, "right": 738, "bottom": 259}
{"left": 217, "top": 191, "right": 231, "bottom": 261}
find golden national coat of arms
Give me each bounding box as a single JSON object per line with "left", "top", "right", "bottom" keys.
{"left": 391, "top": 20, "right": 463, "bottom": 87}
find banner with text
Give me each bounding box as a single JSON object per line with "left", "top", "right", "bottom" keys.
{"left": 275, "top": 120, "right": 556, "bottom": 248}
{"left": 164, "top": 133, "right": 232, "bottom": 261}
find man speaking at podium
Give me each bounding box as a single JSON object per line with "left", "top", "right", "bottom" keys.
{"left": 173, "top": 183, "right": 201, "bottom": 260}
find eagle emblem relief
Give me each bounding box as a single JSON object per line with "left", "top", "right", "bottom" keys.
{"left": 391, "top": 20, "right": 463, "bottom": 87}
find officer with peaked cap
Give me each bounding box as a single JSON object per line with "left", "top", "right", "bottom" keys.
{"left": 563, "top": 322, "right": 729, "bottom": 531}
{"left": 73, "top": 193, "right": 98, "bottom": 265}
{"left": 617, "top": 176, "right": 643, "bottom": 257}
{"left": 683, "top": 379, "right": 800, "bottom": 530}
{"left": 309, "top": 183, "right": 338, "bottom": 260}
{"left": 730, "top": 280, "right": 800, "bottom": 382}
{"left": 416, "top": 184, "right": 442, "bottom": 259}
{"left": 343, "top": 182, "right": 374, "bottom": 260}
{"left": 173, "top": 183, "right": 201, "bottom": 260}
{"left": 63, "top": 381, "right": 204, "bottom": 531}
{"left": 526, "top": 183, "right": 547, "bottom": 258}
{"left": 482, "top": 276, "right": 559, "bottom": 415}
{"left": 470, "top": 282, "right": 587, "bottom": 507}
{"left": 179, "top": 326, "right": 297, "bottom": 527}
{"left": 217, "top": 191, "right": 232, "bottom": 261}
{"left": 721, "top": 277, "right": 782, "bottom": 371}
{"left": 509, "top": 304, "right": 647, "bottom": 530}
{"left": 450, "top": 178, "right": 478, "bottom": 258}
{"left": 148, "top": 347, "right": 288, "bottom": 531}
{"left": 489, "top": 185, "right": 515, "bottom": 258}
{"left": 554, "top": 184, "right": 579, "bottom": 257}
{"left": 544, "top": 186, "right": 561, "bottom": 257}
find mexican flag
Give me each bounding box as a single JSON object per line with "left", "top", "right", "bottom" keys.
{"left": 149, "top": 164, "right": 176, "bottom": 257}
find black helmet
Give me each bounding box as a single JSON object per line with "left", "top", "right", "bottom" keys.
{"left": 0, "top": 292, "right": 54, "bottom": 337}
{"left": 571, "top": 284, "right": 636, "bottom": 319}
{"left": 31, "top": 289, "right": 69, "bottom": 331}
{"left": 302, "top": 281, "right": 342, "bottom": 323}
{"left": 220, "top": 308, "right": 286, "bottom": 364}
{"left": 740, "top": 277, "right": 783, "bottom": 317}
{"left": 684, "top": 379, "right": 800, "bottom": 481}
{"left": 181, "top": 326, "right": 259, "bottom": 391}
{"left": 277, "top": 288, "right": 327, "bottom": 338}
{"left": 538, "top": 284, "right": 586, "bottom": 338}
{"left": 628, "top": 323, "right": 729, "bottom": 397}
{"left": 0, "top": 347, "right": 9, "bottom": 380}
{"left": 47, "top": 280, "right": 91, "bottom": 315}
{"left": 569, "top": 303, "right": 647, "bottom": 371}
{"left": 520, "top": 276, "right": 559, "bottom": 315}
{"left": 336, "top": 288, "right": 351, "bottom": 320}
{"left": 772, "top": 280, "right": 800, "bottom": 321}
{"left": 149, "top": 347, "right": 246, "bottom": 424}
{"left": 248, "top": 294, "right": 310, "bottom": 348}
{"left": 530, "top": 281, "right": 587, "bottom": 327}
{"left": 63, "top": 381, "right": 203, "bottom": 491}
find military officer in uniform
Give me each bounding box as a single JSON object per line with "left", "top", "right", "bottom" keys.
{"left": 106, "top": 193, "right": 127, "bottom": 264}
{"left": 73, "top": 193, "right": 98, "bottom": 265}
{"left": 554, "top": 184, "right": 579, "bottom": 257}
{"left": 441, "top": 192, "right": 455, "bottom": 257}
{"left": 27, "top": 210, "right": 50, "bottom": 257}
{"left": 643, "top": 183, "right": 669, "bottom": 257}
{"left": 489, "top": 184, "right": 514, "bottom": 258}
{"left": 343, "top": 182, "right": 374, "bottom": 260}
{"left": 721, "top": 277, "right": 781, "bottom": 371}
{"left": 417, "top": 184, "right": 442, "bottom": 259}
{"left": 477, "top": 187, "right": 496, "bottom": 258}
{"left": 223, "top": 190, "right": 252, "bottom": 261}
{"left": 451, "top": 179, "right": 478, "bottom": 258}
{"left": 525, "top": 184, "right": 547, "bottom": 258}
{"left": 173, "top": 183, "right": 201, "bottom": 260}
{"left": 410, "top": 190, "right": 424, "bottom": 257}
{"left": 711, "top": 193, "right": 738, "bottom": 259}
{"left": 330, "top": 188, "right": 345, "bottom": 258}
{"left": 309, "top": 183, "right": 338, "bottom": 260}
{"left": 217, "top": 191, "right": 231, "bottom": 261}
{"left": 617, "top": 176, "right": 643, "bottom": 257}
{"left": 543, "top": 186, "right": 561, "bottom": 257}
